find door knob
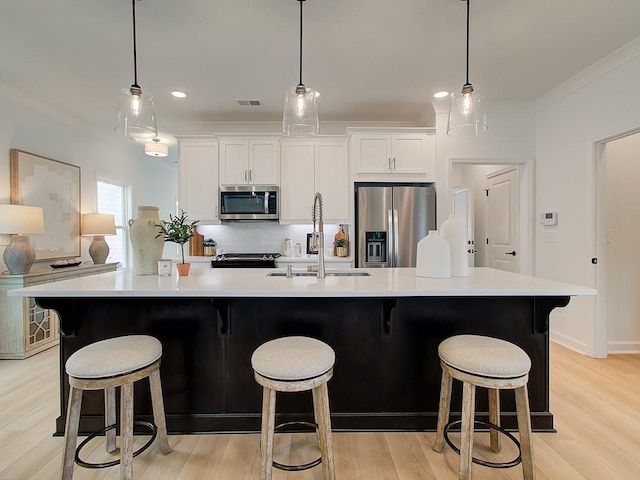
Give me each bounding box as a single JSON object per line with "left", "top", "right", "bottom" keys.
{"left": 505, "top": 251, "right": 517, "bottom": 256}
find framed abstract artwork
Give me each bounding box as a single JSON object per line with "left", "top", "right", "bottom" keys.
{"left": 10, "top": 149, "right": 81, "bottom": 260}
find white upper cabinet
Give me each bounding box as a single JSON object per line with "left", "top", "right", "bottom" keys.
{"left": 349, "top": 128, "right": 435, "bottom": 181}
{"left": 219, "top": 138, "right": 280, "bottom": 185}
{"left": 280, "top": 139, "right": 350, "bottom": 224}
{"left": 178, "top": 137, "right": 219, "bottom": 223}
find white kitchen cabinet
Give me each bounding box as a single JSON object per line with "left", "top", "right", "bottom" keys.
{"left": 219, "top": 138, "right": 279, "bottom": 185}
{"left": 280, "top": 140, "right": 350, "bottom": 224}
{"left": 178, "top": 137, "right": 219, "bottom": 223}
{"left": 349, "top": 129, "right": 435, "bottom": 181}
{"left": 0, "top": 262, "right": 118, "bottom": 359}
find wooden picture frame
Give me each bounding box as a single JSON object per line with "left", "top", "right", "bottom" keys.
{"left": 10, "top": 149, "right": 81, "bottom": 260}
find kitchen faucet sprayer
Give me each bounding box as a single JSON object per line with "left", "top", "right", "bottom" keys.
{"left": 312, "top": 192, "right": 325, "bottom": 278}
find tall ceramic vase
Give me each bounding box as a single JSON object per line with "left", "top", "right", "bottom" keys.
{"left": 129, "top": 206, "right": 164, "bottom": 275}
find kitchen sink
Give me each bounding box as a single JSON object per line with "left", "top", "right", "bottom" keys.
{"left": 267, "top": 271, "right": 372, "bottom": 277}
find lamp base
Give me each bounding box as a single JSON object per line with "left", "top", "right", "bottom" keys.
{"left": 3, "top": 235, "right": 37, "bottom": 275}
{"left": 89, "top": 235, "right": 110, "bottom": 264}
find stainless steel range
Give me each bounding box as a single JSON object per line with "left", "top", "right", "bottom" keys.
{"left": 210, "top": 253, "right": 281, "bottom": 268}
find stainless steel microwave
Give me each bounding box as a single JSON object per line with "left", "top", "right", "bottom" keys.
{"left": 219, "top": 185, "right": 279, "bottom": 220}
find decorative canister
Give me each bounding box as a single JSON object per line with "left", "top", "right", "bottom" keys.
{"left": 416, "top": 230, "right": 451, "bottom": 278}
{"left": 440, "top": 214, "right": 469, "bottom": 277}
{"left": 129, "top": 206, "right": 165, "bottom": 275}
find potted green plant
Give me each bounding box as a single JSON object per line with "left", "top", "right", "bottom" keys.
{"left": 156, "top": 210, "right": 199, "bottom": 276}
{"left": 335, "top": 238, "right": 349, "bottom": 257}
{"left": 203, "top": 238, "right": 217, "bottom": 257}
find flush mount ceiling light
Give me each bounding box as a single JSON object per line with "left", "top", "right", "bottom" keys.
{"left": 145, "top": 138, "right": 168, "bottom": 157}
{"left": 433, "top": 91, "right": 449, "bottom": 99}
{"left": 282, "top": 0, "right": 319, "bottom": 136}
{"left": 171, "top": 90, "right": 188, "bottom": 98}
{"left": 447, "top": 0, "right": 488, "bottom": 137}
{"left": 114, "top": 0, "right": 158, "bottom": 139}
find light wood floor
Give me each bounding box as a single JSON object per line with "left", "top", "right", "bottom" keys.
{"left": 1, "top": 343, "right": 639, "bottom": 479}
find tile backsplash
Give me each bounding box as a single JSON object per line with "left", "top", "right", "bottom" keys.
{"left": 196, "top": 222, "right": 351, "bottom": 256}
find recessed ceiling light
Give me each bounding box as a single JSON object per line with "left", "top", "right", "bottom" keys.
{"left": 171, "top": 91, "right": 188, "bottom": 98}
{"left": 433, "top": 91, "right": 449, "bottom": 99}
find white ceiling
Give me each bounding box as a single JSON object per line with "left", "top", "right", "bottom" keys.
{"left": 2, "top": 0, "right": 640, "bottom": 143}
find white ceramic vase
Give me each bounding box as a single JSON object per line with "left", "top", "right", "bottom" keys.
{"left": 129, "top": 206, "right": 165, "bottom": 275}
{"left": 441, "top": 214, "right": 469, "bottom": 277}
{"left": 416, "top": 230, "right": 451, "bottom": 278}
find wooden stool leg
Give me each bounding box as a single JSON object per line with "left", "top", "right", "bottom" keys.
{"left": 433, "top": 368, "right": 453, "bottom": 452}
{"left": 313, "top": 382, "right": 336, "bottom": 480}
{"left": 105, "top": 387, "right": 117, "bottom": 453}
{"left": 459, "top": 382, "right": 476, "bottom": 480}
{"left": 61, "top": 387, "right": 83, "bottom": 480}
{"left": 259, "top": 387, "right": 276, "bottom": 480}
{"left": 120, "top": 383, "right": 134, "bottom": 480}
{"left": 515, "top": 385, "right": 536, "bottom": 480}
{"left": 149, "top": 369, "right": 172, "bottom": 454}
{"left": 488, "top": 388, "right": 501, "bottom": 452}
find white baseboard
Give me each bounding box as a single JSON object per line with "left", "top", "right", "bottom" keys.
{"left": 607, "top": 341, "right": 640, "bottom": 354}
{"left": 550, "top": 331, "right": 587, "bottom": 355}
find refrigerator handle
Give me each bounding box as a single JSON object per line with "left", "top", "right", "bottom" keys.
{"left": 387, "top": 209, "right": 394, "bottom": 267}
{"left": 393, "top": 209, "right": 399, "bottom": 267}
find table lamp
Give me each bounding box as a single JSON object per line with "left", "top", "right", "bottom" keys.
{"left": 81, "top": 213, "right": 116, "bottom": 264}
{"left": 0, "top": 204, "right": 45, "bottom": 274}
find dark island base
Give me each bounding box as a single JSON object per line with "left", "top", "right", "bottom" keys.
{"left": 39, "top": 295, "right": 569, "bottom": 436}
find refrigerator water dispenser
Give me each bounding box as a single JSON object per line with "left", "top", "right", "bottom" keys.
{"left": 365, "top": 232, "right": 387, "bottom": 264}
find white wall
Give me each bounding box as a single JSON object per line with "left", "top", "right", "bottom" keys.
{"left": 536, "top": 39, "right": 640, "bottom": 355}
{"left": 0, "top": 84, "right": 178, "bottom": 270}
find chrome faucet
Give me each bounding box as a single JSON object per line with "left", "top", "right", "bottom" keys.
{"left": 312, "top": 192, "right": 325, "bottom": 278}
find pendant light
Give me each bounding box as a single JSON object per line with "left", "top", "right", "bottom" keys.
{"left": 447, "top": 0, "right": 487, "bottom": 137}
{"left": 282, "top": 0, "right": 319, "bottom": 136}
{"left": 145, "top": 138, "right": 168, "bottom": 157}
{"left": 114, "top": 0, "right": 158, "bottom": 139}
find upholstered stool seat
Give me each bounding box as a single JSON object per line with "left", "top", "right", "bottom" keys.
{"left": 433, "top": 334, "right": 536, "bottom": 480}
{"left": 61, "top": 335, "right": 172, "bottom": 480}
{"left": 252, "top": 336, "right": 336, "bottom": 480}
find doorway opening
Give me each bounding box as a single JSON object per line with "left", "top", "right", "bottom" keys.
{"left": 449, "top": 158, "right": 534, "bottom": 274}
{"left": 594, "top": 129, "right": 640, "bottom": 356}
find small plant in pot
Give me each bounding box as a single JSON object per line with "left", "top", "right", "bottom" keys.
{"left": 156, "top": 210, "right": 199, "bottom": 276}
{"left": 203, "top": 238, "right": 217, "bottom": 257}
{"left": 335, "top": 238, "right": 349, "bottom": 257}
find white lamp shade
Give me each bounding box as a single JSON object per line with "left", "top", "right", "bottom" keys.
{"left": 145, "top": 141, "right": 168, "bottom": 157}
{"left": 0, "top": 204, "right": 45, "bottom": 235}
{"left": 114, "top": 87, "right": 158, "bottom": 139}
{"left": 81, "top": 213, "right": 116, "bottom": 236}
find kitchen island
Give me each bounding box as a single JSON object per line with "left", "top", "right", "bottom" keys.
{"left": 10, "top": 267, "right": 595, "bottom": 435}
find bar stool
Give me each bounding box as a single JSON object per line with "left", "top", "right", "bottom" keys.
{"left": 61, "top": 335, "right": 172, "bottom": 480}
{"left": 433, "top": 334, "right": 535, "bottom": 480}
{"left": 251, "top": 336, "right": 336, "bottom": 480}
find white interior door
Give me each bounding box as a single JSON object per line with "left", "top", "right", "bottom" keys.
{"left": 486, "top": 168, "right": 520, "bottom": 272}
{"left": 452, "top": 187, "right": 474, "bottom": 267}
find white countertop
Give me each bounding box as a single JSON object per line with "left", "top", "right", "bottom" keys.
{"left": 277, "top": 255, "right": 353, "bottom": 263}
{"left": 8, "top": 267, "right": 596, "bottom": 298}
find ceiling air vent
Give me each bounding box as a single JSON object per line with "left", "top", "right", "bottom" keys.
{"left": 236, "top": 99, "right": 262, "bottom": 106}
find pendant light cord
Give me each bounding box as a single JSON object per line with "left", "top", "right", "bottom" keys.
{"left": 465, "top": 0, "right": 470, "bottom": 86}
{"left": 131, "top": 0, "right": 139, "bottom": 88}
{"left": 298, "top": 0, "right": 304, "bottom": 86}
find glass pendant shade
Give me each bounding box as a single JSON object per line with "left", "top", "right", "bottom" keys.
{"left": 282, "top": 0, "right": 319, "bottom": 136}
{"left": 114, "top": 0, "right": 158, "bottom": 140}
{"left": 447, "top": 83, "right": 487, "bottom": 136}
{"left": 115, "top": 86, "right": 157, "bottom": 139}
{"left": 447, "top": 0, "right": 487, "bottom": 137}
{"left": 282, "top": 84, "right": 319, "bottom": 136}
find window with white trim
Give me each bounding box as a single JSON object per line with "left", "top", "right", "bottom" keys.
{"left": 97, "top": 180, "right": 129, "bottom": 267}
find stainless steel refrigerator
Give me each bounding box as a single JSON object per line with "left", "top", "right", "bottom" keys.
{"left": 355, "top": 183, "right": 436, "bottom": 268}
